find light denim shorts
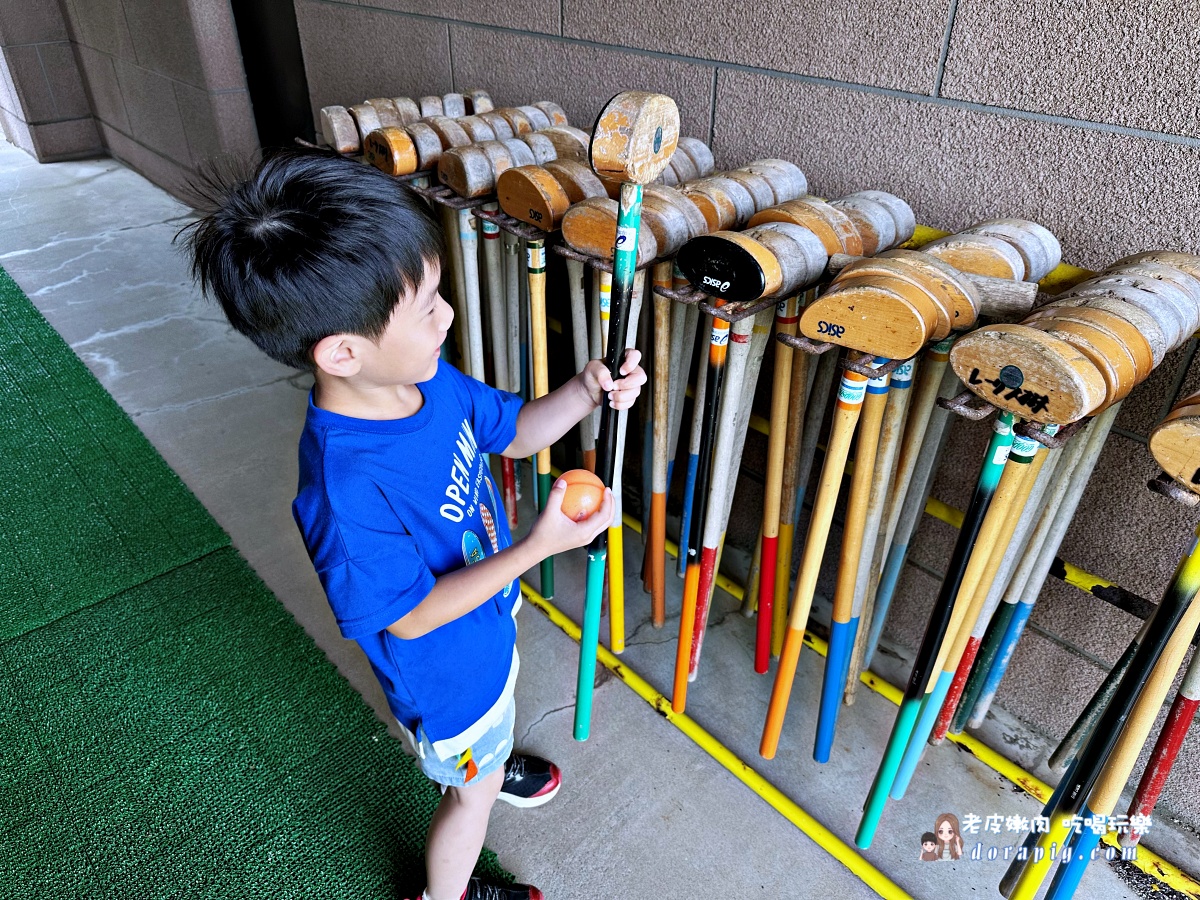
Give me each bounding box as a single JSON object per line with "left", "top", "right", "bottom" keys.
{"left": 414, "top": 697, "right": 515, "bottom": 788}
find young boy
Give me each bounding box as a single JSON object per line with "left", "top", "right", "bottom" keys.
{"left": 919, "top": 832, "right": 939, "bottom": 861}
{"left": 181, "top": 149, "right": 646, "bottom": 900}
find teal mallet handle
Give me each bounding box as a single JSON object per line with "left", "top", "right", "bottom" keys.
{"left": 574, "top": 182, "right": 643, "bottom": 741}
{"left": 856, "top": 411, "right": 1014, "bottom": 847}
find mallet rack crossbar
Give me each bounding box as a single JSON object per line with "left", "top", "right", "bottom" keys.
{"left": 1149, "top": 470, "right": 1200, "bottom": 508}
{"left": 936, "top": 390, "right": 1080, "bottom": 449}
{"left": 412, "top": 181, "right": 488, "bottom": 210}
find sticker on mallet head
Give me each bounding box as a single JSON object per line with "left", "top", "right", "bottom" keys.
{"left": 998, "top": 365, "right": 1024, "bottom": 389}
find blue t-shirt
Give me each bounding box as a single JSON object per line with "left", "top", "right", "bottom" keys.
{"left": 292, "top": 362, "right": 524, "bottom": 759}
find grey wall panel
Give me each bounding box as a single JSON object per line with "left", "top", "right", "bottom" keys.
{"left": 2, "top": 42, "right": 90, "bottom": 123}
{"left": 295, "top": 0, "right": 452, "bottom": 120}
{"left": 122, "top": 0, "right": 207, "bottom": 89}
{"left": 113, "top": 58, "right": 192, "bottom": 165}
{"left": 75, "top": 43, "right": 131, "bottom": 134}
{"left": 39, "top": 43, "right": 93, "bottom": 120}
{"left": 176, "top": 82, "right": 260, "bottom": 167}
{"left": 191, "top": 0, "right": 258, "bottom": 94}
{"left": 712, "top": 69, "right": 1200, "bottom": 269}
{"left": 25, "top": 115, "right": 100, "bottom": 159}
{"left": 942, "top": 0, "right": 1200, "bottom": 140}
{"left": 450, "top": 25, "right": 715, "bottom": 140}
{"left": 566, "top": 0, "right": 953, "bottom": 94}
{"left": 2, "top": 44, "right": 61, "bottom": 122}
{"left": 59, "top": 0, "right": 135, "bottom": 59}
{"left": 0, "top": 0, "right": 100, "bottom": 160}
{"left": 97, "top": 118, "right": 192, "bottom": 194}
{"left": 360, "top": 0, "right": 561, "bottom": 35}
{"left": 0, "top": 0, "right": 68, "bottom": 45}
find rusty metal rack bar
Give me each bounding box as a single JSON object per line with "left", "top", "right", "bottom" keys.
{"left": 552, "top": 242, "right": 615, "bottom": 274}
{"left": 938, "top": 388, "right": 999, "bottom": 421}
{"left": 1014, "top": 416, "right": 1089, "bottom": 448}
{"left": 413, "top": 182, "right": 489, "bottom": 210}
{"left": 1148, "top": 470, "right": 1200, "bottom": 508}
{"left": 649, "top": 281, "right": 704, "bottom": 304}
{"left": 776, "top": 333, "right": 835, "bottom": 356}
{"left": 841, "top": 353, "right": 919, "bottom": 378}
{"left": 474, "top": 206, "right": 556, "bottom": 243}
{"left": 936, "top": 389, "right": 1086, "bottom": 449}
{"left": 653, "top": 279, "right": 820, "bottom": 324}
{"left": 647, "top": 281, "right": 777, "bottom": 323}
{"left": 391, "top": 170, "right": 433, "bottom": 185}
{"left": 699, "top": 296, "right": 778, "bottom": 323}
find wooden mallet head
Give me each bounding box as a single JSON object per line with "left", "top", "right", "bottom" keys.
{"left": 1151, "top": 392, "right": 1200, "bottom": 494}
{"left": 589, "top": 91, "right": 680, "bottom": 185}
{"left": 949, "top": 323, "right": 1108, "bottom": 423}
{"left": 498, "top": 165, "right": 572, "bottom": 230}
{"left": 364, "top": 127, "right": 418, "bottom": 176}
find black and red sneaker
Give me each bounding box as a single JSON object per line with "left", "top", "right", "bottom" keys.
{"left": 461, "top": 877, "right": 545, "bottom": 900}
{"left": 497, "top": 753, "right": 561, "bottom": 808}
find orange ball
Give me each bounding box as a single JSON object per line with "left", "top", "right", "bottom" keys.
{"left": 559, "top": 469, "right": 605, "bottom": 521}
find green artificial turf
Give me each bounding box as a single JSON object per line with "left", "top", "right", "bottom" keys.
{"left": 0, "top": 268, "right": 228, "bottom": 641}
{"left": 0, "top": 268, "right": 508, "bottom": 896}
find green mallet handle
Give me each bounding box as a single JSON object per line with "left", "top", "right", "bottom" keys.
{"left": 574, "top": 182, "right": 643, "bottom": 741}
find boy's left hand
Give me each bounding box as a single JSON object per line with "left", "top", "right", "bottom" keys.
{"left": 583, "top": 349, "right": 647, "bottom": 410}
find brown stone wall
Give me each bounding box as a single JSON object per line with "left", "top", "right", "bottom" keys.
{"left": 291, "top": 0, "right": 1200, "bottom": 836}
{"left": 47, "top": 0, "right": 259, "bottom": 193}
{"left": 0, "top": 0, "right": 101, "bottom": 160}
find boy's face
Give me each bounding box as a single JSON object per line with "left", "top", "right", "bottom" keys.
{"left": 922, "top": 841, "right": 936, "bottom": 852}
{"left": 364, "top": 257, "right": 454, "bottom": 386}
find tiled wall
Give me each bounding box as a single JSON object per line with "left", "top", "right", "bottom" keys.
{"left": 2, "top": 0, "right": 260, "bottom": 193}
{"left": 0, "top": 0, "right": 100, "bottom": 160}
{"left": 292, "top": 0, "right": 1200, "bottom": 836}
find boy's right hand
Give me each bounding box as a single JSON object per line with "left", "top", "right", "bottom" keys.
{"left": 527, "top": 477, "right": 615, "bottom": 557}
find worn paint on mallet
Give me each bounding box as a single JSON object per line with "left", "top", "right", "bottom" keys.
{"left": 574, "top": 91, "right": 678, "bottom": 741}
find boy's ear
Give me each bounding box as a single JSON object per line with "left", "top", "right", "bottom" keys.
{"left": 312, "top": 333, "right": 365, "bottom": 377}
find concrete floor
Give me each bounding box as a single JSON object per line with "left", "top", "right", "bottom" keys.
{"left": 1, "top": 139, "right": 1192, "bottom": 899}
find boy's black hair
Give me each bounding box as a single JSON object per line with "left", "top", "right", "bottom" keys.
{"left": 921, "top": 833, "right": 936, "bottom": 844}
{"left": 177, "top": 148, "right": 444, "bottom": 370}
